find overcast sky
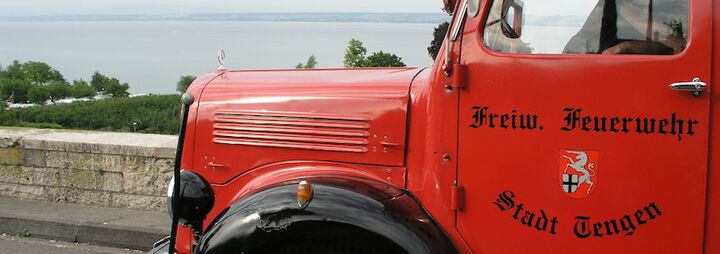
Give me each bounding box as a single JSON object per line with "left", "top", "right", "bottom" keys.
{"left": 0, "top": 0, "right": 444, "bottom": 16}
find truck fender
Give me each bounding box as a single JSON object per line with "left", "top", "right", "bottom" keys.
{"left": 195, "top": 178, "right": 457, "bottom": 254}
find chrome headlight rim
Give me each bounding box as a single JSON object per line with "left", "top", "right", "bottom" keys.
{"left": 166, "top": 175, "right": 175, "bottom": 218}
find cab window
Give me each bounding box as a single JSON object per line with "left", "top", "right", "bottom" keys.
{"left": 483, "top": 0, "right": 688, "bottom": 55}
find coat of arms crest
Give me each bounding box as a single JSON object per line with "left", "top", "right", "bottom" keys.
{"left": 560, "top": 150, "right": 598, "bottom": 198}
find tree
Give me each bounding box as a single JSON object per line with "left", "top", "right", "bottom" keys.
{"left": 90, "top": 71, "right": 108, "bottom": 92}
{"left": 70, "top": 80, "right": 97, "bottom": 98}
{"left": 27, "top": 85, "right": 51, "bottom": 104}
{"left": 103, "top": 78, "right": 130, "bottom": 97}
{"left": 295, "top": 55, "right": 318, "bottom": 69}
{"left": 343, "top": 39, "right": 406, "bottom": 68}
{"left": 343, "top": 39, "right": 368, "bottom": 68}
{"left": 91, "top": 71, "right": 130, "bottom": 97}
{"left": 0, "top": 79, "right": 32, "bottom": 103}
{"left": 176, "top": 75, "right": 197, "bottom": 93}
{"left": 0, "top": 100, "right": 9, "bottom": 125}
{"left": 21, "top": 61, "right": 64, "bottom": 85}
{"left": 47, "top": 81, "right": 72, "bottom": 100}
{"left": 4, "top": 61, "right": 25, "bottom": 80}
{"left": 428, "top": 22, "right": 450, "bottom": 60}
{"left": 364, "top": 51, "right": 406, "bottom": 67}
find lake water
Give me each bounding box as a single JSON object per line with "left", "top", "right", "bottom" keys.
{"left": 0, "top": 21, "right": 579, "bottom": 94}
{"left": 0, "top": 21, "right": 439, "bottom": 94}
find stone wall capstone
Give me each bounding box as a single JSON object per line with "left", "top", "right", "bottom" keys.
{"left": 0, "top": 127, "right": 177, "bottom": 211}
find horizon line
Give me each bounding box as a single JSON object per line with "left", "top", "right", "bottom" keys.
{"left": 0, "top": 12, "right": 450, "bottom": 18}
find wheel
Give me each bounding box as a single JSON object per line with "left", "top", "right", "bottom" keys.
{"left": 263, "top": 240, "right": 387, "bottom": 254}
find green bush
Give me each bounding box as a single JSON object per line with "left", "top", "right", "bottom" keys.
{"left": 0, "top": 61, "right": 168, "bottom": 134}
{"left": 1, "top": 61, "right": 25, "bottom": 80}
{"left": 89, "top": 71, "right": 129, "bottom": 97}
{"left": 27, "top": 85, "right": 51, "bottom": 104}
{"left": 14, "top": 122, "right": 63, "bottom": 129}
{"left": 47, "top": 81, "right": 72, "bottom": 100}
{"left": 21, "top": 61, "right": 64, "bottom": 85}
{"left": 70, "top": 80, "right": 97, "bottom": 98}
{"left": 0, "top": 79, "right": 32, "bottom": 103}
{"left": 364, "top": 51, "right": 406, "bottom": 67}
{"left": 176, "top": 75, "right": 197, "bottom": 93}
{"left": 0, "top": 101, "right": 9, "bottom": 124}
{"left": 103, "top": 78, "right": 130, "bottom": 98}
{"left": 343, "top": 39, "right": 406, "bottom": 68}
{"left": 295, "top": 55, "right": 318, "bottom": 69}
{"left": 0, "top": 95, "right": 181, "bottom": 134}
{"left": 1, "top": 61, "right": 124, "bottom": 103}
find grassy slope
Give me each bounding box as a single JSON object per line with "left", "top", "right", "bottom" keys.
{"left": 1, "top": 95, "right": 181, "bottom": 135}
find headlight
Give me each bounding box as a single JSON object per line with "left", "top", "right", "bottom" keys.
{"left": 166, "top": 170, "right": 215, "bottom": 225}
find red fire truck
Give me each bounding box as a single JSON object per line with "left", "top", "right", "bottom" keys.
{"left": 151, "top": 0, "right": 719, "bottom": 253}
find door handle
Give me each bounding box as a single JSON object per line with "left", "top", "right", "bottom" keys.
{"left": 670, "top": 78, "right": 706, "bottom": 96}
{"left": 208, "top": 162, "right": 226, "bottom": 169}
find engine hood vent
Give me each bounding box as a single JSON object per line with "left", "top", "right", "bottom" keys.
{"left": 213, "top": 110, "right": 371, "bottom": 153}
{"left": 193, "top": 68, "right": 418, "bottom": 184}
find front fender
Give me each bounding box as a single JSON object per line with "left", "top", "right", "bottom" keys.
{"left": 196, "top": 178, "right": 456, "bottom": 254}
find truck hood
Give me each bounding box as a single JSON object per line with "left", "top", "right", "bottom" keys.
{"left": 192, "top": 68, "right": 421, "bottom": 184}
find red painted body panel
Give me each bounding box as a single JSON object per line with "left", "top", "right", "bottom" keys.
{"left": 180, "top": 71, "right": 223, "bottom": 172}
{"left": 456, "top": 0, "right": 713, "bottom": 253}
{"left": 704, "top": 1, "right": 719, "bottom": 253}
{"left": 405, "top": 67, "right": 472, "bottom": 253}
{"left": 192, "top": 68, "right": 418, "bottom": 185}
{"left": 171, "top": 0, "right": 718, "bottom": 253}
{"left": 206, "top": 161, "right": 406, "bottom": 230}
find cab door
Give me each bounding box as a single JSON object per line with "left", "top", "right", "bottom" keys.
{"left": 455, "top": 0, "right": 712, "bottom": 253}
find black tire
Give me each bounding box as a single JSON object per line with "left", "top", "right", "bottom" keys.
{"left": 263, "top": 240, "right": 384, "bottom": 254}
{"left": 253, "top": 222, "right": 405, "bottom": 254}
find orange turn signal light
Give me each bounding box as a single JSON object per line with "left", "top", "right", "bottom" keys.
{"left": 296, "top": 180, "right": 313, "bottom": 209}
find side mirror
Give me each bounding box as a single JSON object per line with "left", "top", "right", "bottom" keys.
{"left": 501, "top": 0, "right": 524, "bottom": 39}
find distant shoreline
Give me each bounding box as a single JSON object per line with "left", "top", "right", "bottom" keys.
{"left": 0, "top": 13, "right": 585, "bottom": 27}
{"left": 0, "top": 13, "right": 450, "bottom": 24}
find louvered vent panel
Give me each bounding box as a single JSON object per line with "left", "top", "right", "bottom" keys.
{"left": 213, "top": 111, "right": 370, "bottom": 153}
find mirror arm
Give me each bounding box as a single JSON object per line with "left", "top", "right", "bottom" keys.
{"left": 444, "top": 0, "right": 468, "bottom": 76}
{"left": 443, "top": 31, "right": 454, "bottom": 76}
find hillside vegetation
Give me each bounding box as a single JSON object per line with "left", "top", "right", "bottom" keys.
{"left": 0, "top": 60, "right": 130, "bottom": 104}
{"left": 0, "top": 60, "right": 189, "bottom": 134}
{"left": 1, "top": 94, "right": 181, "bottom": 134}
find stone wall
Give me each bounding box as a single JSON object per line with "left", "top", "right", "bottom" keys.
{"left": 0, "top": 127, "right": 177, "bottom": 212}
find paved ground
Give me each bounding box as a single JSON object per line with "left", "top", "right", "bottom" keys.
{"left": 0, "top": 197, "right": 169, "bottom": 251}
{"left": 0, "top": 233, "right": 143, "bottom": 254}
